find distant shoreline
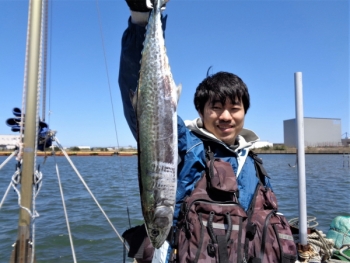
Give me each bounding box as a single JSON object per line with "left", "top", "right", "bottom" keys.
{"left": 0, "top": 147, "right": 349, "bottom": 156}
{"left": 253, "top": 147, "right": 350, "bottom": 154}
{"left": 0, "top": 151, "right": 138, "bottom": 157}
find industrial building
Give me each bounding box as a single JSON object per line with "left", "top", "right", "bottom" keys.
{"left": 284, "top": 117, "right": 342, "bottom": 147}
{"left": 0, "top": 134, "right": 20, "bottom": 150}
{"left": 342, "top": 133, "right": 350, "bottom": 147}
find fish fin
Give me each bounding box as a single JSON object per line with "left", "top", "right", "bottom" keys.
{"left": 176, "top": 84, "right": 182, "bottom": 104}
{"left": 129, "top": 89, "right": 137, "bottom": 110}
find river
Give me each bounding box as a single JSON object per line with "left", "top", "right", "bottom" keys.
{"left": 0, "top": 153, "right": 349, "bottom": 262}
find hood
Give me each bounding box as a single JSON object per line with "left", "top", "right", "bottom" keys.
{"left": 184, "top": 118, "right": 260, "bottom": 152}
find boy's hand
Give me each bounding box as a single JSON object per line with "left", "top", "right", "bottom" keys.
{"left": 125, "top": 0, "right": 168, "bottom": 12}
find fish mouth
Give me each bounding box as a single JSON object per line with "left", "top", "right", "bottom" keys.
{"left": 148, "top": 223, "right": 169, "bottom": 249}
{"left": 148, "top": 206, "right": 173, "bottom": 248}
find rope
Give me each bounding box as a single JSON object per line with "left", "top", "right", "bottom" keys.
{"left": 11, "top": 167, "right": 34, "bottom": 217}
{"left": 298, "top": 244, "right": 320, "bottom": 262}
{"left": 1, "top": 160, "right": 42, "bottom": 263}
{"left": 313, "top": 230, "right": 334, "bottom": 259}
{"left": 289, "top": 216, "right": 319, "bottom": 229}
{"left": 293, "top": 230, "right": 335, "bottom": 262}
{"left": 53, "top": 156, "right": 77, "bottom": 263}
{"left": 41, "top": 0, "right": 49, "bottom": 122}
{"left": 31, "top": 169, "right": 42, "bottom": 263}
{"left": 18, "top": 0, "right": 33, "bottom": 163}
{"left": 289, "top": 216, "right": 337, "bottom": 262}
{"left": 54, "top": 137, "right": 129, "bottom": 251}
{"left": 46, "top": 0, "right": 53, "bottom": 128}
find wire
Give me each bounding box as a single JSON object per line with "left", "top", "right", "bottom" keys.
{"left": 94, "top": 0, "right": 132, "bottom": 229}
{"left": 54, "top": 137, "right": 129, "bottom": 250}
{"left": 53, "top": 154, "right": 77, "bottom": 263}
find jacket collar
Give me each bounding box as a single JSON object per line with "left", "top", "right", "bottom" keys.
{"left": 184, "top": 118, "right": 260, "bottom": 152}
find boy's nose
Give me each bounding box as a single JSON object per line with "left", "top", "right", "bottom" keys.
{"left": 219, "top": 109, "right": 232, "bottom": 121}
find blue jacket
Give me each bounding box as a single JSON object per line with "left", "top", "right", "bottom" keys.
{"left": 118, "top": 17, "right": 271, "bottom": 223}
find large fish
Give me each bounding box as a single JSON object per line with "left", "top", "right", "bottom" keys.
{"left": 133, "top": 0, "right": 181, "bottom": 249}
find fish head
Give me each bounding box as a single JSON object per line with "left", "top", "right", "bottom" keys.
{"left": 147, "top": 205, "right": 173, "bottom": 249}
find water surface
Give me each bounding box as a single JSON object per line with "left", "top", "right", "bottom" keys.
{"left": 0, "top": 154, "right": 349, "bottom": 262}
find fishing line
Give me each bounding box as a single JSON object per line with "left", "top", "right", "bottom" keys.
{"left": 94, "top": 0, "right": 132, "bottom": 230}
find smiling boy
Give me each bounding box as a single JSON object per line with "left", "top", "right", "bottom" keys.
{"left": 119, "top": 1, "right": 272, "bottom": 262}
{"left": 194, "top": 72, "right": 249, "bottom": 146}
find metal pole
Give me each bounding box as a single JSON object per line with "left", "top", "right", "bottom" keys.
{"left": 294, "top": 72, "right": 308, "bottom": 245}
{"left": 13, "top": 0, "right": 42, "bottom": 262}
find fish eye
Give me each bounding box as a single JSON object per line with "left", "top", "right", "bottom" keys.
{"left": 151, "top": 229, "right": 160, "bottom": 237}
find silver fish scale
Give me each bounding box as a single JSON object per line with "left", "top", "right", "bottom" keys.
{"left": 136, "top": 0, "right": 178, "bottom": 249}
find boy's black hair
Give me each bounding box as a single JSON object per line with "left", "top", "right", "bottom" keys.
{"left": 194, "top": 71, "right": 250, "bottom": 115}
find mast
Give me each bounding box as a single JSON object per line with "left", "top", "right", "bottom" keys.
{"left": 11, "top": 0, "right": 43, "bottom": 262}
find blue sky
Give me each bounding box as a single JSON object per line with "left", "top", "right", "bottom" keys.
{"left": 0, "top": 0, "right": 349, "bottom": 148}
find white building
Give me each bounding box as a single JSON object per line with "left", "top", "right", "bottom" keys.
{"left": 77, "top": 146, "right": 91, "bottom": 150}
{"left": 251, "top": 141, "right": 273, "bottom": 149}
{"left": 0, "top": 135, "right": 20, "bottom": 149}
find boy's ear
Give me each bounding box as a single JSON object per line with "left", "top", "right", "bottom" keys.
{"left": 198, "top": 110, "right": 203, "bottom": 120}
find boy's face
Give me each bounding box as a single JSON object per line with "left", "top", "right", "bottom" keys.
{"left": 199, "top": 98, "right": 245, "bottom": 145}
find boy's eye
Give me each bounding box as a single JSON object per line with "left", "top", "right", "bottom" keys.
{"left": 211, "top": 102, "right": 222, "bottom": 109}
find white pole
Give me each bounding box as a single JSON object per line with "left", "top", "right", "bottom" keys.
{"left": 294, "top": 72, "right": 308, "bottom": 245}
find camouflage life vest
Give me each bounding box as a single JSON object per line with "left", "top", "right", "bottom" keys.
{"left": 169, "top": 149, "right": 297, "bottom": 263}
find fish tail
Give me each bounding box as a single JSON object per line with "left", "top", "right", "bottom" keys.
{"left": 153, "top": 0, "right": 165, "bottom": 11}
